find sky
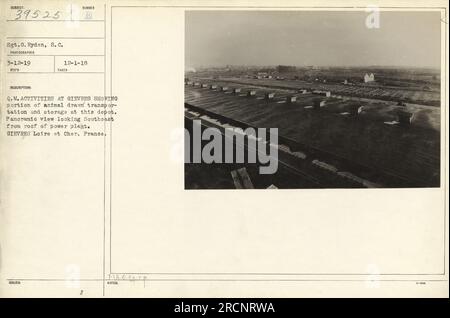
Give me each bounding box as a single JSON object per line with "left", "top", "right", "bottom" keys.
{"left": 185, "top": 11, "right": 441, "bottom": 69}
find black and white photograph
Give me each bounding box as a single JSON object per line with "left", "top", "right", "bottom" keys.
{"left": 184, "top": 10, "right": 442, "bottom": 189}
{"left": 1, "top": 0, "right": 448, "bottom": 300}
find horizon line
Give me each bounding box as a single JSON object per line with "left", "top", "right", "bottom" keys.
{"left": 186, "top": 65, "right": 441, "bottom": 70}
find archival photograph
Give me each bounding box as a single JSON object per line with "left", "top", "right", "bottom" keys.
{"left": 184, "top": 10, "right": 441, "bottom": 189}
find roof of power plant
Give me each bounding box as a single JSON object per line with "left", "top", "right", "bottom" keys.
{"left": 185, "top": 80, "right": 440, "bottom": 187}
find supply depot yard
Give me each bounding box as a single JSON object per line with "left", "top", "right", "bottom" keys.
{"left": 184, "top": 67, "right": 440, "bottom": 189}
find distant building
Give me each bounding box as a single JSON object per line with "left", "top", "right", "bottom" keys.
{"left": 357, "top": 106, "right": 364, "bottom": 114}
{"left": 348, "top": 103, "right": 364, "bottom": 116}
{"left": 286, "top": 95, "right": 297, "bottom": 103}
{"left": 364, "top": 73, "right": 375, "bottom": 83}
{"left": 265, "top": 92, "right": 275, "bottom": 100}
{"left": 397, "top": 110, "right": 414, "bottom": 125}
{"left": 312, "top": 90, "right": 331, "bottom": 97}
{"left": 276, "top": 65, "right": 296, "bottom": 73}
{"left": 313, "top": 98, "right": 326, "bottom": 109}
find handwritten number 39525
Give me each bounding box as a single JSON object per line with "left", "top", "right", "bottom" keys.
{"left": 14, "top": 10, "right": 61, "bottom": 20}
